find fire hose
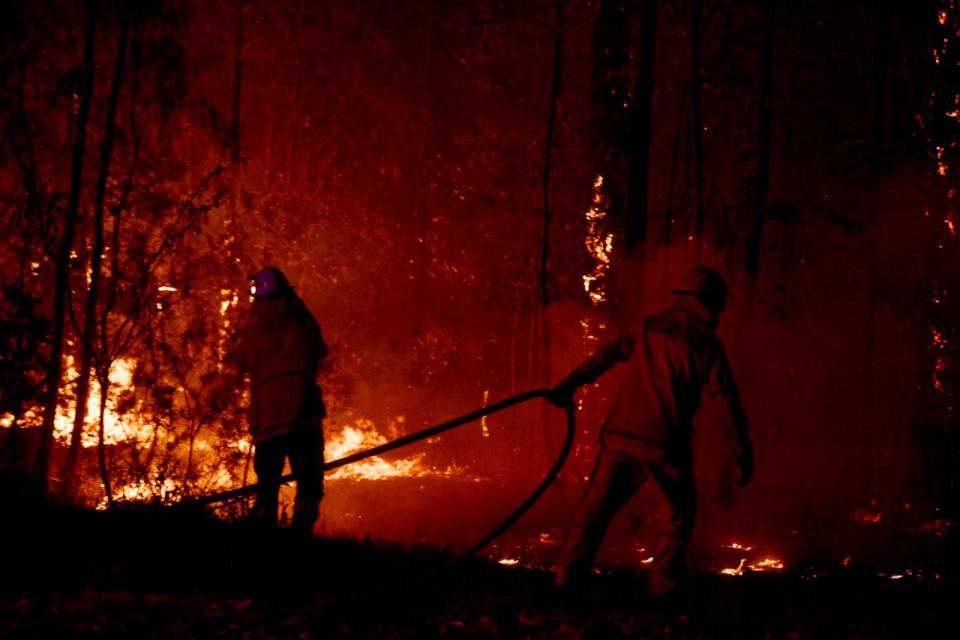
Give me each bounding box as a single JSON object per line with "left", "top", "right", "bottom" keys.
{"left": 181, "top": 388, "right": 576, "bottom": 561}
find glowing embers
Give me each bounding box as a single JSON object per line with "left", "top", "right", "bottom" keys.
{"left": 930, "top": 327, "right": 950, "bottom": 393}
{"left": 324, "top": 416, "right": 470, "bottom": 481}
{"left": 720, "top": 556, "right": 785, "bottom": 576}
{"left": 852, "top": 503, "right": 885, "bottom": 525}
{"left": 918, "top": 517, "right": 952, "bottom": 537}
{"left": 717, "top": 540, "right": 785, "bottom": 576}
{"left": 582, "top": 175, "right": 614, "bottom": 305}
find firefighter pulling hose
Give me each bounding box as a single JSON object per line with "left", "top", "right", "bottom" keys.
{"left": 201, "top": 265, "right": 578, "bottom": 559}
{"left": 202, "top": 263, "right": 751, "bottom": 588}
{"left": 181, "top": 387, "right": 577, "bottom": 560}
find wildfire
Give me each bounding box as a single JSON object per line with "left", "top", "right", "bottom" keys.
{"left": 749, "top": 558, "right": 785, "bottom": 572}
{"left": 720, "top": 557, "right": 785, "bottom": 576}
{"left": 98, "top": 478, "right": 180, "bottom": 510}
{"left": 52, "top": 357, "right": 146, "bottom": 447}
{"left": 324, "top": 416, "right": 469, "bottom": 481}
{"left": 721, "top": 559, "right": 746, "bottom": 576}
{"left": 718, "top": 540, "right": 784, "bottom": 575}
{"left": 582, "top": 175, "right": 614, "bottom": 306}
{"left": 498, "top": 558, "right": 520, "bottom": 566}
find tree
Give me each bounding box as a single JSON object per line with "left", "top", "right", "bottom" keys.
{"left": 625, "top": 0, "right": 657, "bottom": 253}
{"left": 33, "top": 0, "right": 99, "bottom": 498}
{"left": 691, "top": 0, "right": 706, "bottom": 240}
{"left": 744, "top": 0, "right": 775, "bottom": 275}
{"left": 62, "top": 2, "right": 132, "bottom": 501}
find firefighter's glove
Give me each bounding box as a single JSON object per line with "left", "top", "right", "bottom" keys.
{"left": 547, "top": 377, "right": 579, "bottom": 409}
{"left": 735, "top": 448, "right": 754, "bottom": 488}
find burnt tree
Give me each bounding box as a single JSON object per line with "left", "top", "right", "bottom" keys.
{"left": 33, "top": 0, "right": 99, "bottom": 497}
{"left": 744, "top": 0, "right": 775, "bottom": 275}
{"left": 589, "top": 0, "right": 630, "bottom": 233}
{"left": 691, "top": 0, "right": 706, "bottom": 239}
{"left": 625, "top": 0, "right": 657, "bottom": 253}
{"left": 62, "top": 4, "right": 132, "bottom": 502}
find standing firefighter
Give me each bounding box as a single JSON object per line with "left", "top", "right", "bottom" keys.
{"left": 237, "top": 267, "right": 327, "bottom": 534}
{"left": 550, "top": 266, "right": 753, "bottom": 597}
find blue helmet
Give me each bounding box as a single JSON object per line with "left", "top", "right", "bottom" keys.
{"left": 248, "top": 267, "right": 291, "bottom": 297}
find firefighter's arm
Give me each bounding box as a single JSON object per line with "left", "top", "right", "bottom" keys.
{"left": 705, "top": 345, "right": 753, "bottom": 487}
{"left": 548, "top": 334, "right": 635, "bottom": 407}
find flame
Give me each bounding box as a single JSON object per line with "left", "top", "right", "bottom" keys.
{"left": 325, "top": 416, "right": 469, "bottom": 481}
{"left": 99, "top": 478, "right": 180, "bottom": 509}
{"left": 52, "top": 357, "right": 146, "bottom": 447}
{"left": 748, "top": 557, "right": 784, "bottom": 572}
{"left": 582, "top": 175, "right": 614, "bottom": 306}
{"left": 720, "top": 556, "right": 785, "bottom": 575}
{"left": 498, "top": 558, "right": 520, "bottom": 566}
{"left": 721, "top": 559, "right": 746, "bottom": 576}
{"left": 216, "top": 288, "right": 239, "bottom": 367}
{"left": 718, "top": 541, "right": 784, "bottom": 575}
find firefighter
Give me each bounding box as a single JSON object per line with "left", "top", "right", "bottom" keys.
{"left": 549, "top": 265, "right": 753, "bottom": 597}
{"left": 236, "top": 267, "right": 327, "bottom": 534}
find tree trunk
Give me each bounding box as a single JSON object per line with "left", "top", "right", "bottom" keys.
{"left": 540, "top": 0, "right": 564, "bottom": 306}
{"left": 33, "top": 0, "right": 99, "bottom": 497}
{"left": 537, "top": 0, "right": 565, "bottom": 459}
{"left": 663, "top": 78, "right": 689, "bottom": 246}
{"left": 625, "top": 0, "right": 657, "bottom": 253}
{"left": 62, "top": 7, "right": 131, "bottom": 499}
{"left": 590, "top": 0, "right": 630, "bottom": 229}
{"left": 231, "top": 7, "right": 244, "bottom": 163}
{"left": 745, "top": 0, "right": 775, "bottom": 275}
{"left": 691, "top": 0, "right": 706, "bottom": 240}
{"left": 96, "top": 369, "right": 113, "bottom": 507}
{"left": 871, "top": 0, "right": 889, "bottom": 166}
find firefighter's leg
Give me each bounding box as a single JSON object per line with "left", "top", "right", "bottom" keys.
{"left": 252, "top": 435, "right": 287, "bottom": 525}
{"left": 645, "top": 462, "right": 696, "bottom": 595}
{"left": 555, "top": 447, "right": 647, "bottom": 588}
{"left": 288, "top": 420, "right": 324, "bottom": 535}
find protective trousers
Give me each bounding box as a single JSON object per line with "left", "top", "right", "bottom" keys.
{"left": 253, "top": 422, "right": 325, "bottom": 532}
{"left": 555, "top": 446, "right": 696, "bottom": 595}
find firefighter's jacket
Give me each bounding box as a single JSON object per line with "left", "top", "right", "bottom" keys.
{"left": 237, "top": 293, "right": 327, "bottom": 443}
{"left": 569, "top": 299, "right": 750, "bottom": 464}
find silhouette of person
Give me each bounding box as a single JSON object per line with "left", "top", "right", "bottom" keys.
{"left": 550, "top": 266, "right": 753, "bottom": 596}
{"left": 236, "top": 267, "right": 327, "bottom": 534}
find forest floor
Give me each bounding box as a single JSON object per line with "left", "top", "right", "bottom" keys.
{"left": 1, "top": 502, "right": 956, "bottom": 639}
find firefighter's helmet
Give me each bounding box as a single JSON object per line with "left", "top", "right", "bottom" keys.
{"left": 671, "top": 266, "right": 729, "bottom": 301}
{"left": 248, "top": 267, "right": 291, "bottom": 298}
